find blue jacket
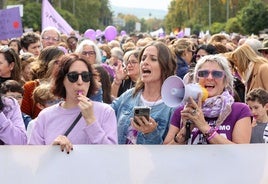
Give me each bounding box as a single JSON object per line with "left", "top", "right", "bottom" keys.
{"left": 111, "top": 88, "right": 174, "bottom": 144}
{"left": 176, "top": 56, "right": 189, "bottom": 79}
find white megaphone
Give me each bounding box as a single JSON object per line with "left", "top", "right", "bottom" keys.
{"left": 161, "top": 75, "right": 208, "bottom": 107}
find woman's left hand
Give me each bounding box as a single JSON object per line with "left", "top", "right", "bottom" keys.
{"left": 131, "top": 116, "right": 158, "bottom": 134}
{"left": 77, "top": 94, "right": 96, "bottom": 125}
{"left": 52, "top": 135, "right": 73, "bottom": 154}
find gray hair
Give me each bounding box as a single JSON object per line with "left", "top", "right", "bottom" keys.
{"left": 244, "top": 38, "right": 262, "bottom": 56}
{"left": 75, "top": 39, "right": 101, "bottom": 64}
{"left": 193, "top": 54, "right": 234, "bottom": 94}
{"left": 111, "top": 47, "right": 124, "bottom": 61}
{"left": 41, "top": 26, "right": 60, "bottom": 38}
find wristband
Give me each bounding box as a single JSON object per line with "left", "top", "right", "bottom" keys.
{"left": 207, "top": 131, "right": 218, "bottom": 141}
{"left": 203, "top": 126, "right": 218, "bottom": 140}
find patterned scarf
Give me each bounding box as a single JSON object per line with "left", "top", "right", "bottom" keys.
{"left": 202, "top": 90, "right": 234, "bottom": 126}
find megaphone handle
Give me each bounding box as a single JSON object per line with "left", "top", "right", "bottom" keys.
{"left": 185, "top": 120, "right": 192, "bottom": 142}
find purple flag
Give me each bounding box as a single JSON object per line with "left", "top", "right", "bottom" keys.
{"left": 177, "top": 30, "right": 184, "bottom": 38}
{"left": 0, "top": 7, "right": 23, "bottom": 40}
{"left": 42, "top": 0, "right": 73, "bottom": 35}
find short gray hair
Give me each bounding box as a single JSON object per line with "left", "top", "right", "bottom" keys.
{"left": 193, "top": 54, "right": 234, "bottom": 94}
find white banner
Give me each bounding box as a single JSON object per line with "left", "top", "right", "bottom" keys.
{"left": 0, "top": 144, "right": 267, "bottom": 184}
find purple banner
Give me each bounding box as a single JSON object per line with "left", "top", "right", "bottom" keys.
{"left": 42, "top": 0, "right": 73, "bottom": 35}
{"left": 0, "top": 7, "right": 23, "bottom": 40}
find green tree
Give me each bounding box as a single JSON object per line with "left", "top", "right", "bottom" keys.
{"left": 210, "top": 22, "right": 225, "bottom": 34}
{"left": 238, "top": 0, "right": 268, "bottom": 34}
{"left": 225, "top": 17, "right": 244, "bottom": 34}
{"left": 22, "top": 2, "right": 41, "bottom": 31}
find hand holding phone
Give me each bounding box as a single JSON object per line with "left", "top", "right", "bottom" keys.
{"left": 133, "top": 106, "right": 151, "bottom": 126}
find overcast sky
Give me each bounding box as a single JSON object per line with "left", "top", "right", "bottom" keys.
{"left": 109, "top": 0, "right": 171, "bottom": 11}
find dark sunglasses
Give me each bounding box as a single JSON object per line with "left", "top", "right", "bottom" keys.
{"left": 197, "top": 70, "right": 225, "bottom": 79}
{"left": 66, "top": 71, "right": 92, "bottom": 83}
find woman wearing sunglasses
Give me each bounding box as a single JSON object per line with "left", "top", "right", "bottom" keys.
{"left": 164, "top": 55, "right": 252, "bottom": 145}
{"left": 28, "top": 54, "right": 118, "bottom": 153}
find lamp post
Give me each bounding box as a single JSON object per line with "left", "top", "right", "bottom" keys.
{"left": 226, "top": 0, "right": 229, "bottom": 22}
{"left": 208, "top": 0, "right": 211, "bottom": 29}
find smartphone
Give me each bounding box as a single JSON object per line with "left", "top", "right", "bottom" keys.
{"left": 133, "top": 106, "right": 151, "bottom": 125}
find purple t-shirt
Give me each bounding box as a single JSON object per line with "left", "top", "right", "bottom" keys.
{"left": 171, "top": 102, "right": 252, "bottom": 144}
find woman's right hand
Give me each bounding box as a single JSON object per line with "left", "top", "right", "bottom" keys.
{"left": 114, "top": 62, "right": 127, "bottom": 82}
{"left": 52, "top": 135, "right": 73, "bottom": 154}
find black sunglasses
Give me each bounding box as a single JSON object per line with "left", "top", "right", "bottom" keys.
{"left": 66, "top": 71, "right": 92, "bottom": 83}
{"left": 197, "top": 70, "right": 225, "bottom": 79}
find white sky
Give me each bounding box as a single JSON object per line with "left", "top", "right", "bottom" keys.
{"left": 109, "top": 0, "right": 171, "bottom": 11}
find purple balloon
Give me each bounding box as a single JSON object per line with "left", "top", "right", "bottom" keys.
{"left": 104, "top": 26, "right": 117, "bottom": 41}
{"left": 84, "top": 29, "right": 96, "bottom": 40}
{"left": 96, "top": 29, "right": 102, "bottom": 37}
{"left": 120, "top": 30, "right": 126, "bottom": 36}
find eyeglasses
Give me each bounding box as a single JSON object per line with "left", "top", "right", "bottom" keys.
{"left": 197, "top": 70, "right": 225, "bottom": 79}
{"left": 42, "top": 36, "right": 60, "bottom": 42}
{"left": 125, "top": 60, "right": 139, "bottom": 66}
{"left": 66, "top": 71, "right": 92, "bottom": 83}
{"left": 82, "top": 51, "right": 96, "bottom": 56}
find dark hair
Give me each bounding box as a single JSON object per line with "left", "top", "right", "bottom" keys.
{"left": 95, "top": 65, "right": 112, "bottom": 104}
{"left": 246, "top": 88, "right": 268, "bottom": 106}
{"left": 0, "top": 80, "right": 23, "bottom": 111}
{"left": 0, "top": 80, "right": 23, "bottom": 95}
{"left": 8, "top": 39, "right": 21, "bottom": 53}
{"left": 20, "top": 32, "right": 40, "bottom": 50}
{"left": 0, "top": 47, "right": 22, "bottom": 82}
{"left": 133, "top": 41, "right": 177, "bottom": 96}
{"left": 196, "top": 44, "right": 218, "bottom": 55}
{"left": 52, "top": 53, "right": 98, "bottom": 99}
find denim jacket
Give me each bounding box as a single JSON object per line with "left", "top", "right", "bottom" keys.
{"left": 111, "top": 88, "right": 175, "bottom": 144}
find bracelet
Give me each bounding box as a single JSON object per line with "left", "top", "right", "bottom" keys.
{"left": 203, "top": 126, "right": 218, "bottom": 140}
{"left": 207, "top": 131, "right": 218, "bottom": 141}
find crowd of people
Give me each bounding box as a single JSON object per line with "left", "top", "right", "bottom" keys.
{"left": 0, "top": 26, "right": 268, "bottom": 153}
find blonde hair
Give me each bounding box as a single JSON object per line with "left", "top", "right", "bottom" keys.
{"left": 229, "top": 44, "right": 268, "bottom": 78}
{"left": 32, "top": 82, "right": 55, "bottom": 105}
{"left": 171, "top": 38, "right": 195, "bottom": 57}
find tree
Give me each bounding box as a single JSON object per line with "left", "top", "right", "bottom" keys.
{"left": 238, "top": 0, "right": 268, "bottom": 34}
{"left": 22, "top": 2, "right": 41, "bottom": 31}
{"left": 225, "top": 17, "right": 244, "bottom": 34}
{"left": 210, "top": 22, "right": 225, "bottom": 34}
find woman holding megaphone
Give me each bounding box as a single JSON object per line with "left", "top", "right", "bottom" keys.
{"left": 111, "top": 41, "right": 177, "bottom": 144}
{"left": 164, "top": 55, "right": 252, "bottom": 145}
